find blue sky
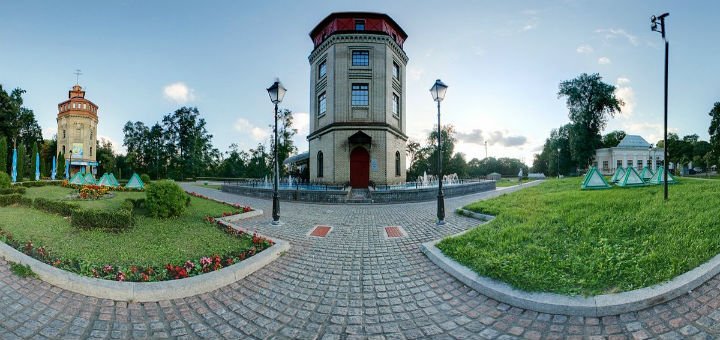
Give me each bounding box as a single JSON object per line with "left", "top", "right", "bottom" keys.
{"left": 1, "top": 1, "right": 718, "bottom": 165}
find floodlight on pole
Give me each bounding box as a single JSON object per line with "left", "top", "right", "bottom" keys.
{"left": 650, "top": 12, "right": 669, "bottom": 200}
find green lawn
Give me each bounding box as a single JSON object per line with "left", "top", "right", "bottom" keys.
{"left": 0, "top": 188, "right": 252, "bottom": 267}
{"left": 439, "top": 178, "right": 720, "bottom": 296}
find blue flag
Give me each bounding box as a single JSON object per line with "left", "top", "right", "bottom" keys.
{"left": 65, "top": 158, "right": 69, "bottom": 179}
{"left": 35, "top": 152, "right": 40, "bottom": 181}
{"left": 11, "top": 148, "right": 17, "bottom": 183}
{"left": 51, "top": 156, "right": 56, "bottom": 180}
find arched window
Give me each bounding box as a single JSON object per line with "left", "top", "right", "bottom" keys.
{"left": 317, "top": 151, "right": 324, "bottom": 178}
{"left": 90, "top": 147, "right": 93, "bottom": 156}
{"left": 62, "top": 145, "right": 65, "bottom": 154}
{"left": 395, "top": 151, "right": 401, "bottom": 176}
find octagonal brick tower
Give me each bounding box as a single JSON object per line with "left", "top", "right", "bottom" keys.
{"left": 307, "top": 12, "right": 409, "bottom": 187}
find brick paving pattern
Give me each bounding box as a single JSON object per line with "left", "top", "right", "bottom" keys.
{"left": 310, "top": 226, "right": 332, "bottom": 238}
{"left": 1, "top": 182, "right": 718, "bottom": 339}
{"left": 384, "top": 226, "right": 403, "bottom": 238}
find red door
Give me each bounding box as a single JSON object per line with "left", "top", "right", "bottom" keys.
{"left": 350, "top": 147, "right": 370, "bottom": 188}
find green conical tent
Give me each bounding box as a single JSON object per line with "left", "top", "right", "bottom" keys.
{"left": 581, "top": 166, "right": 611, "bottom": 190}
{"left": 648, "top": 166, "right": 676, "bottom": 184}
{"left": 639, "top": 167, "right": 654, "bottom": 182}
{"left": 83, "top": 173, "right": 96, "bottom": 185}
{"left": 108, "top": 173, "right": 120, "bottom": 186}
{"left": 69, "top": 172, "right": 86, "bottom": 185}
{"left": 97, "top": 173, "right": 115, "bottom": 187}
{"left": 617, "top": 166, "right": 645, "bottom": 187}
{"left": 611, "top": 167, "right": 625, "bottom": 183}
{"left": 125, "top": 173, "right": 144, "bottom": 189}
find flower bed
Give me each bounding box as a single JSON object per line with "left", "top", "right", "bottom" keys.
{"left": 61, "top": 180, "right": 144, "bottom": 192}
{"left": 0, "top": 207, "right": 271, "bottom": 282}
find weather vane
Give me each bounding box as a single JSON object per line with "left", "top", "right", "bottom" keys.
{"left": 74, "top": 69, "right": 82, "bottom": 85}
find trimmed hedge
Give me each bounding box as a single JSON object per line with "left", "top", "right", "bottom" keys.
{"left": 71, "top": 209, "right": 135, "bottom": 232}
{"left": 0, "top": 187, "right": 26, "bottom": 195}
{"left": 33, "top": 198, "right": 79, "bottom": 217}
{"left": 19, "top": 180, "right": 63, "bottom": 188}
{"left": 0, "top": 172, "right": 10, "bottom": 188}
{"left": 0, "top": 194, "right": 32, "bottom": 207}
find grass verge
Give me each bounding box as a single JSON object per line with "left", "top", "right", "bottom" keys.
{"left": 437, "top": 178, "right": 720, "bottom": 296}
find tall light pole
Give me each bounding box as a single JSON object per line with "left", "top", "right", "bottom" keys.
{"left": 430, "top": 79, "right": 448, "bottom": 225}
{"left": 651, "top": 12, "right": 669, "bottom": 200}
{"left": 484, "top": 141, "right": 488, "bottom": 159}
{"left": 267, "top": 79, "right": 286, "bottom": 225}
{"left": 557, "top": 147, "right": 561, "bottom": 179}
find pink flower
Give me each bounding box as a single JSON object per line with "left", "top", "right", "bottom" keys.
{"left": 116, "top": 271, "right": 126, "bottom": 281}
{"left": 200, "top": 257, "right": 212, "bottom": 267}
{"left": 103, "top": 265, "right": 113, "bottom": 273}
{"left": 184, "top": 260, "right": 195, "bottom": 271}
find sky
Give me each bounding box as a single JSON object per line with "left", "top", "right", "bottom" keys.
{"left": 1, "top": 1, "right": 718, "bottom": 166}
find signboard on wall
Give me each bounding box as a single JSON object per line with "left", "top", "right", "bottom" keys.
{"left": 72, "top": 143, "right": 84, "bottom": 157}
{"left": 370, "top": 159, "right": 378, "bottom": 171}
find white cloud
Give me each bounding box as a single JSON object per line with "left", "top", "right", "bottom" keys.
{"left": 455, "top": 129, "right": 528, "bottom": 147}
{"left": 595, "top": 28, "right": 638, "bottom": 46}
{"left": 97, "top": 135, "right": 124, "bottom": 155}
{"left": 293, "top": 112, "right": 309, "bottom": 135}
{"left": 42, "top": 127, "right": 57, "bottom": 140}
{"left": 407, "top": 66, "right": 424, "bottom": 81}
{"left": 614, "top": 77, "right": 636, "bottom": 117}
{"left": 576, "top": 44, "right": 593, "bottom": 54}
{"left": 234, "top": 118, "right": 269, "bottom": 141}
{"left": 163, "top": 82, "right": 195, "bottom": 104}
{"left": 598, "top": 57, "right": 611, "bottom": 65}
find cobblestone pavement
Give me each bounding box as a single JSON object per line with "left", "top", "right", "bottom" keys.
{"left": 1, "top": 182, "right": 719, "bottom": 339}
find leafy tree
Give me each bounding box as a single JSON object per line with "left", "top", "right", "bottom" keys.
{"left": 558, "top": 73, "right": 623, "bottom": 168}
{"left": 96, "top": 139, "right": 116, "bottom": 175}
{"left": 601, "top": 130, "right": 626, "bottom": 148}
{"left": 709, "top": 102, "right": 720, "bottom": 158}
{"left": 269, "top": 109, "right": 298, "bottom": 177}
{"left": 0, "top": 85, "right": 42, "bottom": 151}
{"left": 531, "top": 124, "right": 574, "bottom": 176}
{"left": 246, "top": 143, "right": 270, "bottom": 178}
{"left": 218, "top": 143, "right": 249, "bottom": 178}
{"left": 0, "top": 136, "right": 6, "bottom": 173}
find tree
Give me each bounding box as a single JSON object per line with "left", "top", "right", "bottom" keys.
{"left": 558, "top": 73, "right": 623, "bottom": 168}
{"left": 531, "top": 123, "right": 574, "bottom": 176}
{"left": 0, "top": 85, "right": 42, "bottom": 151}
{"left": 96, "top": 139, "right": 116, "bottom": 175}
{"left": 709, "top": 102, "right": 720, "bottom": 158}
{"left": 0, "top": 136, "right": 6, "bottom": 173}
{"left": 601, "top": 130, "right": 626, "bottom": 148}
{"left": 269, "top": 109, "right": 298, "bottom": 177}
{"left": 16, "top": 142, "right": 24, "bottom": 180}
{"left": 57, "top": 151, "right": 65, "bottom": 178}
{"left": 32, "top": 142, "right": 38, "bottom": 180}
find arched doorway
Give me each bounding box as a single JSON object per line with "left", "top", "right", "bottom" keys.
{"left": 350, "top": 147, "right": 370, "bottom": 188}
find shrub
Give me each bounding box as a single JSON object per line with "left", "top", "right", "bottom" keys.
{"left": 0, "top": 194, "right": 22, "bottom": 206}
{"left": 71, "top": 209, "right": 134, "bottom": 232}
{"left": 0, "top": 172, "right": 10, "bottom": 188}
{"left": 9, "top": 262, "right": 38, "bottom": 278}
{"left": 145, "top": 180, "right": 187, "bottom": 218}
{"left": 19, "top": 181, "right": 62, "bottom": 188}
{"left": 0, "top": 187, "right": 26, "bottom": 195}
{"left": 140, "top": 174, "right": 151, "bottom": 184}
{"left": 33, "top": 198, "right": 79, "bottom": 217}
{"left": 125, "top": 198, "right": 145, "bottom": 209}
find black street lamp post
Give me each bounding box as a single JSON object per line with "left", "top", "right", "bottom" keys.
{"left": 267, "top": 79, "right": 286, "bottom": 225}
{"left": 651, "top": 12, "right": 670, "bottom": 200}
{"left": 557, "top": 147, "right": 561, "bottom": 178}
{"left": 430, "top": 79, "right": 448, "bottom": 225}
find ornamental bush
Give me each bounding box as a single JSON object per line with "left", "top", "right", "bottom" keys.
{"left": 0, "top": 194, "right": 22, "bottom": 206}
{"left": 145, "top": 180, "right": 187, "bottom": 218}
{"left": 71, "top": 209, "right": 134, "bottom": 232}
{"left": 140, "top": 173, "right": 151, "bottom": 184}
{"left": 0, "top": 172, "right": 10, "bottom": 188}
{"left": 0, "top": 186, "right": 26, "bottom": 195}
{"left": 33, "top": 198, "right": 79, "bottom": 217}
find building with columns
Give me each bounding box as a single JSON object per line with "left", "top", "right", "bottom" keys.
{"left": 307, "top": 12, "right": 408, "bottom": 187}
{"left": 56, "top": 84, "right": 99, "bottom": 175}
{"left": 594, "top": 135, "right": 665, "bottom": 175}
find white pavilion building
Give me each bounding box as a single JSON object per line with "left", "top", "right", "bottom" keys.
{"left": 593, "top": 135, "right": 665, "bottom": 176}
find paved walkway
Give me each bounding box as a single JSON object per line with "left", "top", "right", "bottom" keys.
{"left": 1, "top": 182, "right": 719, "bottom": 339}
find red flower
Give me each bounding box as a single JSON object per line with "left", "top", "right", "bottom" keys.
{"left": 116, "top": 271, "right": 126, "bottom": 282}
{"left": 103, "top": 265, "right": 113, "bottom": 273}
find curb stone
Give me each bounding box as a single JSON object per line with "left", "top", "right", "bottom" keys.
{"left": 422, "top": 229, "right": 720, "bottom": 316}
{"left": 0, "top": 209, "right": 290, "bottom": 302}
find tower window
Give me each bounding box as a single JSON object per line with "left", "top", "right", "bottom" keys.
{"left": 395, "top": 151, "right": 401, "bottom": 176}
{"left": 351, "top": 84, "right": 369, "bottom": 106}
{"left": 317, "top": 151, "right": 324, "bottom": 177}
{"left": 393, "top": 62, "right": 400, "bottom": 79}
{"left": 351, "top": 50, "right": 369, "bottom": 66}
{"left": 355, "top": 20, "right": 365, "bottom": 31}
{"left": 62, "top": 145, "right": 65, "bottom": 154}
{"left": 318, "top": 92, "right": 327, "bottom": 116}
{"left": 318, "top": 60, "right": 327, "bottom": 78}
{"left": 90, "top": 147, "right": 93, "bottom": 156}
{"left": 392, "top": 93, "right": 400, "bottom": 115}
{"left": 63, "top": 130, "right": 66, "bottom": 138}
